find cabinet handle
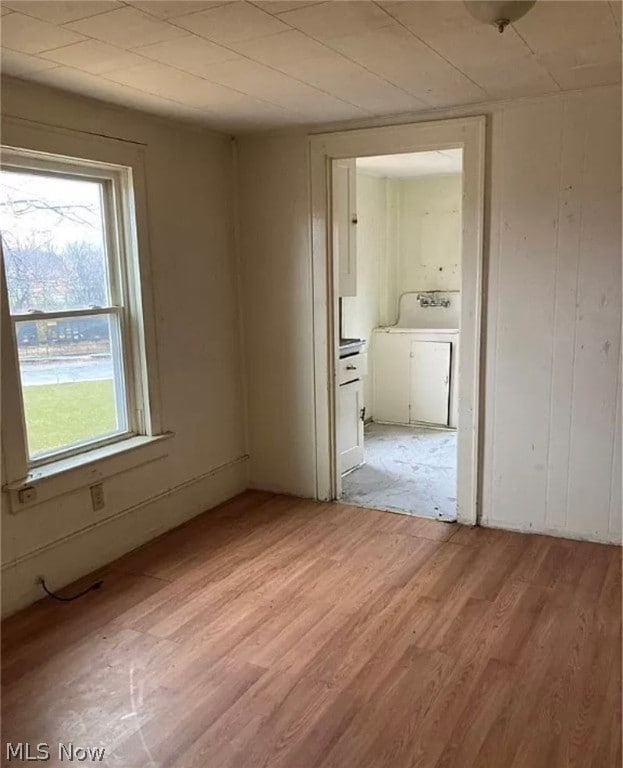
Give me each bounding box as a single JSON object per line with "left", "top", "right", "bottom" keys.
{"left": 346, "top": 364, "right": 357, "bottom": 370}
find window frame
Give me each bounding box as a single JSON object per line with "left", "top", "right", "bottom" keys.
{"left": 2, "top": 155, "right": 141, "bottom": 465}
{"left": 1, "top": 118, "right": 164, "bottom": 495}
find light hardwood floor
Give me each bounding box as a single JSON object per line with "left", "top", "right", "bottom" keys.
{"left": 2, "top": 492, "right": 621, "bottom": 767}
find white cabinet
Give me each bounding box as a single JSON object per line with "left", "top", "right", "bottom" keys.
{"left": 409, "top": 341, "right": 451, "bottom": 426}
{"left": 333, "top": 158, "right": 357, "bottom": 297}
{"left": 338, "top": 379, "right": 364, "bottom": 474}
{"left": 338, "top": 352, "right": 368, "bottom": 385}
{"left": 373, "top": 333, "right": 411, "bottom": 425}
{"left": 373, "top": 331, "right": 457, "bottom": 428}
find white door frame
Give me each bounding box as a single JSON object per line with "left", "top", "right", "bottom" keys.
{"left": 309, "top": 116, "right": 486, "bottom": 526}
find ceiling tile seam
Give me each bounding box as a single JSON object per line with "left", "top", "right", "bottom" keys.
{"left": 4, "top": 39, "right": 88, "bottom": 56}
{"left": 0, "top": 24, "right": 323, "bottom": 123}
{"left": 30, "top": 61, "right": 225, "bottom": 120}
{"left": 29, "top": 36, "right": 159, "bottom": 67}
{"left": 0, "top": 8, "right": 324, "bottom": 117}
{"left": 2, "top": 10, "right": 106, "bottom": 53}
{"left": 6, "top": 2, "right": 616, "bottom": 128}
{"left": 0, "top": 56, "right": 207, "bottom": 121}
{"left": 226, "top": 16, "right": 434, "bottom": 109}
{"left": 540, "top": 66, "right": 562, "bottom": 92}
{"left": 371, "top": 1, "right": 490, "bottom": 98}
{"left": 147, "top": 26, "right": 379, "bottom": 115}
{"left": 248, "top": 1, "right": 327, "bottom": 17}
{"left": 5, "top": 71, "right": 239, "bottom": 131}
{"left": 11, "top": 67, "right": 215, "bottom": 125}
{"left": 140, "top": 15, "right": 381, "bottom": 115}
{"left": 158, "top": 29, "right": 419, "bottom": 114}
{"left": 1, "top": 45, "right": 62, "bottom": 68}
{"left": 259, "top": 44, "right": 432, "bottom": 109}
{"left": 508, "top": 23, "right": 563, "bottom": 90}
{"left": 128, "top": 1, "right": 232, "bottom": 22}
{"left": 94, "top": 59, "right": 316, "bottom": 121}
{"left": 110, "top": 89, "right": 208, "bottom": 119}
{"left": 7, "top": 3, "right": 427, "bottom": 113}
{"left": 17, "top": 1, "right": 133, "bottom": 26}
{"left": 380, "top": 4, "right": 563, "bottom": 99}
{"left": 255, "top": 12, "right": 436, "bottom": 108}
{"left": 506, "top": 21, "right": 538, "bottom": 55}
{"left": 101, "top": 50, "right": 367, "bottom": 119}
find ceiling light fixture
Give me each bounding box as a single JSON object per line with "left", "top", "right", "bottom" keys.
{"left": 464, "top": 0, "right": 537, "bottom": 33}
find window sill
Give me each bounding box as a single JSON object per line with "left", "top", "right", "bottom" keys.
{"left": 3, "top": 432, "right": 174, "bottom": 512}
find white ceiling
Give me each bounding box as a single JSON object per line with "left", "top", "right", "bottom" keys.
{"left": 1, "top": 1, "right": 621, "bottom": 133}
{"left": 357, "top": 148, "right": 462, "bottom": 178}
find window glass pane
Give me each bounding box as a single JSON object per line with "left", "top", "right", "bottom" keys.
{"left": 0, "top": 169, "right": 110, "bottom": 313}
{"left": 16, "top": 313, "right": 128, "bottom": 458}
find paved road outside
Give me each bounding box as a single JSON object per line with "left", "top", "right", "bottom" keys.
{"left": 20, "top": 357, "right": 113, "bottom": 386}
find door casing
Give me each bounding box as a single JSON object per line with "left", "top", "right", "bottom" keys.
{"left": 309, "top": 116, "right": 486, "bottom": 526}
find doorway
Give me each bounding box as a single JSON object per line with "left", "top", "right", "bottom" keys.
{"left": 309, "top": 117, "right": 485, "bottom": 526}
{"left": 338, "top": 149, "right": 462, "bottom": 521}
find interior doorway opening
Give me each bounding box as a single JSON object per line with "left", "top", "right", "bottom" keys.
{"left": 310, "top": 117, "right": 485, "bottom": 527}
{"left": 335, "top": 149, "right": 463, "bottom": 521}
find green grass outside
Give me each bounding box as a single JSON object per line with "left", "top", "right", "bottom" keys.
{"left": 23, "top": 380, "right": 117, "bottom": 455}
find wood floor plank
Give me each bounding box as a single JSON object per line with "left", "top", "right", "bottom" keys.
{"left": 2, "top": 493, "right": 620, "bottom": 768}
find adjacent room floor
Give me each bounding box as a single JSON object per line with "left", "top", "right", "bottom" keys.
{"left": 3, "top": 492, "right": 620, "bottom": 768}
{"left": 342, "top": 422, "right": 457, "bottom": 520}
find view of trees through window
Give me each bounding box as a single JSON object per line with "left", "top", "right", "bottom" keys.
{"left": 1, "top": 167, "right": 127, "bottom": 458}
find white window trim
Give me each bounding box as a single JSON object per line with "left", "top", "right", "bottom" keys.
{"left": 3, "top": 153, "right": 139, "bottom": 465}
{"left": 1, "top": 117, "right": 167, "bottom": 507}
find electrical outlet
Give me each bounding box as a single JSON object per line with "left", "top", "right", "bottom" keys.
{"left": 90, "top": 483, "right": 105, "bottom": 511}
{"left": 18, "top": 486, "right": 37, "bottom": 504}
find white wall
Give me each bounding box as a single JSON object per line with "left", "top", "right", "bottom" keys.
{"left": 343, "top": 172, "right": 462, "bottom": 415}
{"left": 236, "top": 85, "right": 622, "bottom": 544}
{"left": 1, "top": 78, "right": 248, "bottom": 616}
{"left": 342, "top": 173, "right": 385, "bottom": 418}
{"left": 236, "top": 134, "right": 315, "bottom": 497}
{"left": 346, "top": 173, "right": 462, "bottom": 331}
{"left": 397, "top": 174, "right": 462, "bottom": 297}
{"left": 483, "top": 89, "right": 621, "bottom": 542}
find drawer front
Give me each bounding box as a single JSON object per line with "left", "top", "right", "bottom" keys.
{"left": 338, "top": 353, "right": 368, "bottom": 384}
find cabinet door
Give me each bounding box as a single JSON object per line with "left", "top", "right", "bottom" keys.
{"left": 333, "top": 158, "right": 357, "bottom": 297}
{"left": 409, "top": 341, "right": 451, "bottom": 426}
{"left": 338, "top": 380, "right": 364, "bottom": 474}
{"left": 373, "top": 333, "right": 411, "bottom": 424}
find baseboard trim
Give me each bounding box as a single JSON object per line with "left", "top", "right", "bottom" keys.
{"left": 481, "top": 517, "right": 622, "bottom": 546}
{"left": 1, "top": 455, "right": 249, "bottom": 617}
{"left": 3, "top": 454, "right": 249, "bottom": 570}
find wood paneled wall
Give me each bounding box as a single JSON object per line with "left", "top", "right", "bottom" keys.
{"left": 237, "top": 85, "right": 622, "bottom": 543}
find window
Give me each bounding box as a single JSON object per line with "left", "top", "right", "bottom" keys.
{"left": 1, "top": 149, "right": 149, "bottom": 469}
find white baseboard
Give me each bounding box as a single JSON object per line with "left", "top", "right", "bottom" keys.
{"left": 1, "top": 455, "right": 249, "bottom": 618}
{"left": 480, "top": 516, "right": 622, "bottom": 546}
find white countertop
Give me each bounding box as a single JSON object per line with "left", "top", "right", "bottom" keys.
{"left": 375, "top": 327, "right": 459, "bottom": 334}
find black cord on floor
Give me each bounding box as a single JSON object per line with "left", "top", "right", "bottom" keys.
{"left": 38, "top": 577, "right": 103, "bottom": 602}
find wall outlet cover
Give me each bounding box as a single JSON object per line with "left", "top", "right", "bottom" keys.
{"left": 90, "top": 483, "right": 105, "bottom": 511}
{"left": 18, "top": 486, "right": 37, "bottom": 505}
